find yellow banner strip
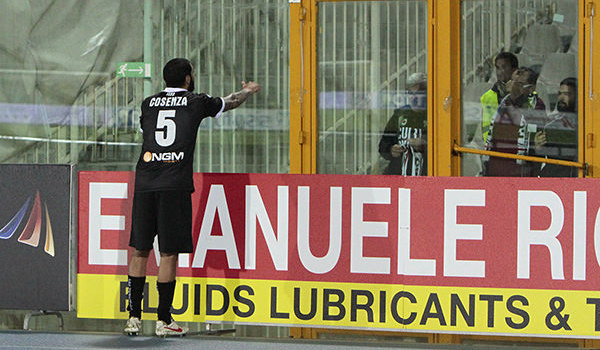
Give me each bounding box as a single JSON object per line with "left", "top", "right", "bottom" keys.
{"left": 77, "top": 274, "right": 600, "bottom": 338}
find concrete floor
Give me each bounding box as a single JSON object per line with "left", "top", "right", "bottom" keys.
{"left": 0, "top": 330, "right": 588, "bottom": 350}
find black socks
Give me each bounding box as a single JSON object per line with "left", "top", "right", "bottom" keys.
{"left": 156, "top": 280, "right": 176, "bottom": 324}
{"left": 127, "top": 276, "right": 176, "bottom": 323}
{"left": 127, "top": 276, "right": 146, "bottom": 319}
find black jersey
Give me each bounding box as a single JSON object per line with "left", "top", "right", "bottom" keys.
{"left": 134, "top": 88, "right": 224, "bottom": 192}
{"left": 378, "top": 107, "right": 427, "bottom": 175}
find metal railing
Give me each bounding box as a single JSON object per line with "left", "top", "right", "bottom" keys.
{"left": 454, "top": 142, "right": 586, "bottom": 171}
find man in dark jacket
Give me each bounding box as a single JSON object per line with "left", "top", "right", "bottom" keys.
{"left": 378, "top": 73, "right": 427, "bottom": 176}
{"left": 536, "top": 77, "right": 578, "bottom": 177}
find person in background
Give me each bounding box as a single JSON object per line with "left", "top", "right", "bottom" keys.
{"left": 535, "top": 77, "right": 578, "bottom": 177}
{"left": 378, "top": 72, "right": 427, "bottom": 176}
{"left": 484, "top": 67, "right": 547, "bottom": 177}
{"left": 480, "top": 52, "right": 519, "bottom": 142}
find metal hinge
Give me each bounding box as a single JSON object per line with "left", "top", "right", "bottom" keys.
{"left": 298, "top": 130, "right": 306, "bottom": 145}
{"left": 299, "top": 4, "right": 306, "bottom": 21}
{"left": 587, "top": 133, "right": 595, "bottom": 148}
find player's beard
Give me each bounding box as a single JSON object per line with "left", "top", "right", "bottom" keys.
{"left": 556, "top": 101, "right": 574, "bottom": 113}
{"left": 188, "top": 77, "right": 195, "bottom": 92}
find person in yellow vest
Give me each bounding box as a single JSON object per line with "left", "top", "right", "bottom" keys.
{"left": 480, "top": 52, "right": 519, "bottom": 142}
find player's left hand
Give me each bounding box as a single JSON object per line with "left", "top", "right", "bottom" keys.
{"left": 242, "top": 81, "right": 261, "bottom": 94}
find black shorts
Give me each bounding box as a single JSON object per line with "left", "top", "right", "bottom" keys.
{"left": 129, "top": 190, "right": 193, "bottom": 253}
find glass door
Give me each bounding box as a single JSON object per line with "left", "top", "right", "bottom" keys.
{"left": 460, "top": 0, "right": 581, "bottom": 177}
{"left": 316, "top": 1, "right": 429, "bottom": 176}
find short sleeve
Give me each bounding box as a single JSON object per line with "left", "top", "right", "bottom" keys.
{"left": 200, "top": 94, "right": 225, "bottom": 118}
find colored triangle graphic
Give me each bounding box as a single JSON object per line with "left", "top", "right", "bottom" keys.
{"left": 18, "top": 191, "right": 42, "bottom": 247}
{"left": 44, "top": 203, "right": 55, "bottom": 257}
{"left": 0, "top": 196, "right": 31, "bottom": 239}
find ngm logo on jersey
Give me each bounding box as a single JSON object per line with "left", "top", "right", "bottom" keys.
{"left": 143, "top": 151, "right": 184, "bottom": 163}
{"left": 0, "top": 190, "right": 55, "bottom": 256}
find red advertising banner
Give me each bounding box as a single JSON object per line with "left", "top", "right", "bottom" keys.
{"left": 77, "top": 171, "right": 600, "bottom": 337}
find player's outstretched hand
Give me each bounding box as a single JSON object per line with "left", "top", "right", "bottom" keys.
{"left": 242, "top": 81, "right": 261, "bottom": 94}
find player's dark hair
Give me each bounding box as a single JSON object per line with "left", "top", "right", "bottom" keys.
{"left": 163, "top": 58, "right": 192, "bottom": 87}
{"left": 519, "top": 66, "right": 539, "bottom": 85}
{"left": 495, "top": 52, "right": 519, "bottom": 69}
{"left": 560, "top": 77, "right": 578, "bottom": 112}
{"left": 560, "top": 77, "right": 577, "bottom": 90}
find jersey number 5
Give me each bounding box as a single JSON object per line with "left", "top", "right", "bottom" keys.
{"left": 155, "top": 110, "right": 176, "bottom": 147}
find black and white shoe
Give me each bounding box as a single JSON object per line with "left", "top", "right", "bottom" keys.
{"left": 155, "top": 318, "right": 188, "bottom": 337}
{"left": 124, "top": 316, "right": 141, "bottom": 335}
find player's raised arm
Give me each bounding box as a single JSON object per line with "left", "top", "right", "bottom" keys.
{"left": 222, "top": 81, "right": 261, "bottom": 112}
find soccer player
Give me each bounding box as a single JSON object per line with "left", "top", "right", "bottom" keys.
{"left": 124, "top": 58, "right": 260, "bottom": 336}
